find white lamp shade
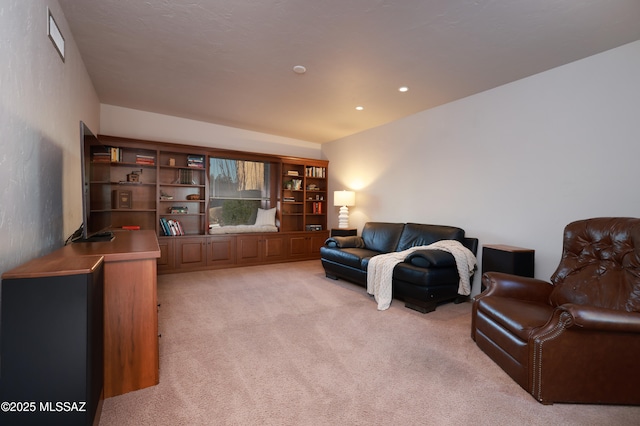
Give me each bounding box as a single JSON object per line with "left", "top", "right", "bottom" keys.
{"left": 333, "top": 190, "right": 355, "bottom": 207}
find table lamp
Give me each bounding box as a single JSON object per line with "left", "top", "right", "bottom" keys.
{"left": 333, "top": 190, "right": 355, "bottom": 229}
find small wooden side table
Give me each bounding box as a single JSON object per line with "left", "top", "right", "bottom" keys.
{"left": 331, "top": 228, "right": 357, "bottom": 237}
{"left": 481, "top": 244, "right": 535, "bottom": 290}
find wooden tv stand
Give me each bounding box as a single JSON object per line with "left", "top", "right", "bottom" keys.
{"left": 56, "top": 230, "right": 161, "bottom": 398}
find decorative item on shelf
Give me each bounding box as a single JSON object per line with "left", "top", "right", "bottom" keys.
{"left": 334, "top": 190, "right": 355, "bottom": 229}
{"left": 186, "top": 194, "right": 201, "bottom": 200}
{"left": 284, "top": 180, "right": 293, "bottom": 190}
{"left": 127, "top": 169, "right": 142, "bottom": 182}
{"left": 169, "top": 158, "right": 176, "bottom": 167}
{"left": 306, "top": 224, "right": 323, "bottom": 231}
{"left": 169, "top": 206, "right": 188, "bottom": 214}
{"left": 307, "top": 184, "right": 318, "bottom": 191}
{"left": 113, "top": 190, "right": 132, "bottom": 209}
{"left": 187, "top": 154, "right": 205, "bottom": 168}
{"left": 160, "top": 190, "right": 173, "bottom": 200}
{"left": 122, "top": 225, "right": 140, "bottom": 230}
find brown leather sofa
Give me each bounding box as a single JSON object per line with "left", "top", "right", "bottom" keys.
{"left": 471, "top": 217, "right": 640, "bottom": 405}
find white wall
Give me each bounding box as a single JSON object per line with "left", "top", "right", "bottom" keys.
{"left": 100, "top": 105, "right": 322, "bottom": 160}
{"left": 0, "top": 0, "right": 99, "bottom": 276}
{"left": 322, "top": 40, "right": 640, "bottom": 295}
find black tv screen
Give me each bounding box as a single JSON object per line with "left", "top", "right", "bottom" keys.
{"left": 78, "top": 121, "right": 113, "bottom": 241}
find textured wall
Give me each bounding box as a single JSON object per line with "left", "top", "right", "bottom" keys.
{"left": 0, "top": 0, "right": 99, "bottom": 276}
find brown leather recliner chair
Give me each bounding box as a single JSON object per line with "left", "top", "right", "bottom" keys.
{"left": 471, "top": 217, "right": 640, "bottom": 405}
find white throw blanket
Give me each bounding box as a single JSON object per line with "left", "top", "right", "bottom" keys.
{"left": 366, "top": 240, "right": 477, "bottom": 311}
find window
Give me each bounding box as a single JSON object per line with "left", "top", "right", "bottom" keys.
{"left": 209, "top": 158, "right": 272, "bottom": 226}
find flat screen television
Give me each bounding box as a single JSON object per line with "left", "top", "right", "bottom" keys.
{"left": 74, "top": 121, "right": 114, "bottom": 242}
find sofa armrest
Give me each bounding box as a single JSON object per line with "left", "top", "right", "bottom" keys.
{"left": 405, "top": 249, "right": 456, "bottom": 268}
{"left": 558, "top": 304, "right": 640, "bottom": 333}
{"left": 324, "top": 235, "right": 365, "bottom": 248}
{"left": 480, "top": 271, "right": 553, "bottom": 304}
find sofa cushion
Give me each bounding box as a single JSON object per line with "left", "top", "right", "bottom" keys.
{"left": 406, "top": 249, "right": 456, "bottom": 268}
{"left": 325, "top": 236, "right": 365, "bottom": 248}
{"left": 361, "top": 222, "right": 405, "bottom": 253}
{"left": 396, "top": 223, "right": 465, "bottom": 252}
{"left": 320, "top": 246, "right": 381, "bottom": 270}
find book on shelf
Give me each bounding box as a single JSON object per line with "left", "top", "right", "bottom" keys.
{"left": 177, "top": 168, "right": 195, "bottom": 184}
{"left": 135, "top": 154, "right": 155, "bottom": 165}
{"left": 109, "top": 147, "right": 122, "bottom": 162}
{"left": 305, "top": 166, "right": 326, "bottom": 178}
{"left": 160, "top": 217, "right": 184, "bottom": 236}
{"left": 286, "top": 170, "right": 299, "bottom": 176}
{"left": 92, "top": 152, "right": 111, "bottom": 163}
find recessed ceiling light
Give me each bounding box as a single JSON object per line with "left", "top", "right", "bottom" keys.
{"left": 293, "top": 65, "right": 306, "bottom": 74}
{"left": 398, "top": 86, "right": 409, "bottom": 92}
{"left": 355, "top": 106, "right": 364, "bottom": 111}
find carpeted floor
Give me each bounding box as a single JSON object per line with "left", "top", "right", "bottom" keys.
{"left": 98, "top": 260, "right": 640, "bottom": 425}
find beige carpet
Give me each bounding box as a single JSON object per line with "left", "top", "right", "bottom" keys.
{"left": 99, "top": 260, "right": 639, "bottom": 425}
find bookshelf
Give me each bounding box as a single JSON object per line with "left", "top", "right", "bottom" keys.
{"left": 89, "top": 142, "right": 157, "bottom": 231}
{"left": 280, "top": 158, "right": 328, "bottom": 233}
{"left": 94, "top": 136, "right": 329, "bottom": 273}
{"left": 157, "top": 151, "right": 206, "bottom": 237}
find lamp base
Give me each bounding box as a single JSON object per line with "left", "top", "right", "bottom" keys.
{"left": 338, "top": 206, "right": 350, "bottom": 229}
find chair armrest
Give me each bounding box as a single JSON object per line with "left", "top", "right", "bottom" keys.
{"left": 324, "top": 235, "right": 365, "bottom": 248}
{"left": 481, "top": 272, "right": 553, "bottom": 304}
{"left": 405, "top": 249, "right": 455, "bottom": 268}
{"left": 559, "top": 304, "right": 640, "bottom": 333}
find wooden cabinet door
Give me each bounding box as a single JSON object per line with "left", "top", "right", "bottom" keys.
{"left": 288, "top": 234, "right": 308, "bottom": 258}
{"left": 308, "top": 232, "right": 329, "bottom": 256}
{"left": 237, "top": 234, "right": 286, "bottom": 265}
{"left": 236, "top": 235, "right": 262, "bottom": 264}
{"left": 263, "top": 234, "right": 286, "bottom": 262}
{"left": 207, "top": 236, "right": 236, "bottom": 267}
{"left": 175, "top": 237, "right": 207, "bottom": 269}
{"left": 157, "top": 238, "right": 175, "bottom": 272}
{"left": 287, "top": 231, "right": 329, "bottom": 259}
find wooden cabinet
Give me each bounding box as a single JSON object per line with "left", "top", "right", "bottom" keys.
{"left": 288, "top": 231, "right": 329, "bottom": 259}
{"left": 157, "top": 237, "right": 175, "bottom": 272}
{"left": 280, "top": 159, "right": 328, "bottom": 233}
{"left": 175, "top": 236, "right": 207, "bottom": 269}
{"left": 236, "top": 234, "right": 287, "bottom": 265}
{"left": 0, "top": 256, "right": 105, "bottom": 426}
{"left": 57, "top": 230, "right": 161, "bottom": 398}
{"left": 158, "top": 150, "right": 207, "bottom": 237}
{"left": 94, "top": 135, "right": 329, "bottom": 274}
{"left": 91, "top": 137, "right": 158, "bottom": 232}
{"left": 206, "top": 235, "right": 237, "bottom": 267}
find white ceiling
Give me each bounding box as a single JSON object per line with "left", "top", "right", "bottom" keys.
{"left": 58, "top": 0, "right": 640, "bottom": 143}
